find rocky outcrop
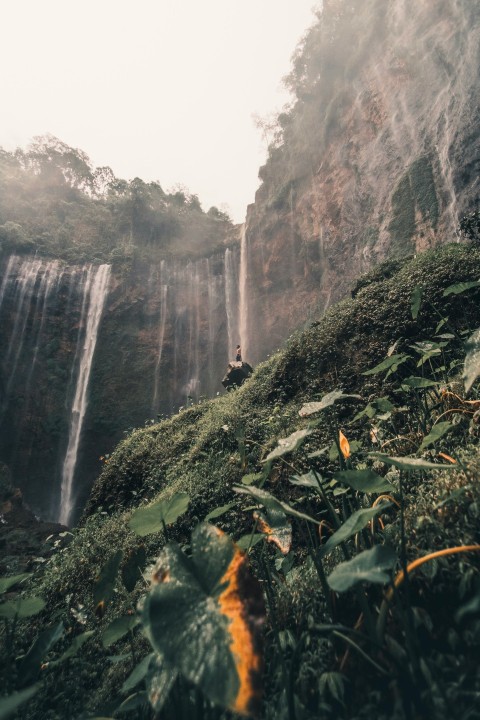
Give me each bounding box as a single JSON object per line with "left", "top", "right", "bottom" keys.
{"left": 221, "top": 362, "right": 254, "bottom": 390}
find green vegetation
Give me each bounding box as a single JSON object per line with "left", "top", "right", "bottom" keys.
{"left": 0, "top": 135, "right": 233, "bottom": 265}
{"left": 387, "top": 174, "right": 416, "bottom": 251}
{"left": 1, "top": 242, "right": 479, "bottom": 719}
{"left": 459, "top": 209, "right": 480, "bottom": 243}
{"left": 409, "top": 156, "right": 439, "bottom": 229}
{"left": 388, "top": 156, "right": 440, "bottom": 248}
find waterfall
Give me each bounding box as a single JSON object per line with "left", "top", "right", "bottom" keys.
{"left": 25, "top": 261, "right": 60, "bottom": 392}
{"left": 12, "top": 261, "right": 61, "bottom": 450}
{"left": 1, "top": 247, "right": 238, "bottom": 518}
{"left": 0, "top": 255, "right": 16, "bottom": 313}
{"left": 59, "top": 264, "right": 111, "bottom": 526}
{"left": 238, "top": 224, "right": 249, "bottom": 361}
{"left": 4, "top": 259, "right": 43, "bottom": 393}
{"left": 184, "top": 263, "right": 201, "bottom": 400}
{"left": 152, "top": 260, "right": 169, "bottom": 414}
{"left": 0, "top": 259, "right": 64, "bottom": 381}
{"left": 224, "top": 247, "right": 239, "bottom": 361}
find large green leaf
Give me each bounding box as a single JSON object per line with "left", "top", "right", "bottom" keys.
{"left": 354, "top": 396, "right": 395, "bottom": 421}
{"left": 0, "top": 596, "right": 45, "bottom": 619}
{"left": 362, "top": 354, "right": 410, "bottom": 377}
{"left": 121, "top": 653, "right": 154, "bottom": 695}
{"left": 333, "top": 469, "right": 395, "bottom": 494}
{"left": 410, "top": 285, "right": 423, "bottom": 319}
{"left": 418, "top": 421, "right": 453, "bottom": 451}
{"left": 116, "top": 692, "right": 149, "bottom": 715}
{"left": 0, "top": 573, "right": 31, "bottom": 595}
{"left": 121, "top": 546, "right": 147, "bottom": 593}
{"left": 369, "top": 453, "right": 456, "bottom": 471}
{"left": 129, "top": 492, "right": 190, "bottom": 537}
{"left": 0, "top": 684, "right": 41, "bottom": 720}
{"left": 464, "top": 327, "right": 480, "bottom": 394}
{"left": 265, "top": 429, "right": 312, "bottom": 461}
{"left": 102, "top": 615, "right": 140, "bottom": 649}
{"left": 442, "top": 280, "right": 480, "bottom": 296}
{"left": 289, "top": 471, "right": 321, "bottom": 489}
{"left": 19, "top": 622, "right": 64, "bottom": 680}
{"left": 205, "top": 502, "right": 236, "bottom": 521}
{"left": 141, "top": 523, "right": 264, "bottom": 717}
{"left": 299, "top": 390, "right": 361, "bottom": 417}
{"left": 401, "top": 376, "right": 438, "bottom": 389}
{"left": 50, "top": 630, "right": 94, "bottom": 665}
{"left": 241, "top": 472, "right": 264, "bottom": 486}
{"left": 93, "top": 550, "right": 123, "bottom": 608}
{"left": 327, "top": 545, "right": 398, "bottom": 592}
{"left": 319, "top": 506, "right": 390, "bottom": 557}
{"left": 234, "top": 485, "right": 320, "bottom": 524}
{"left": 235, "top": 534, "right": 264, "bottom": 551}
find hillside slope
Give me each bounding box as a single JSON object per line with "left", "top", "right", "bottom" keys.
{"left": 2, "top": 242, "right": 480, "bottom": 720}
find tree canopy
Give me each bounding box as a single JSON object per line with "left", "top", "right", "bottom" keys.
{"left": 0, "top": 135, "right": 233, "bottom": 264}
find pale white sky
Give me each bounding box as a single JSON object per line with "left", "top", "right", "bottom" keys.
{"left": 0, "top": 1, "right": 318, "bottom": 222}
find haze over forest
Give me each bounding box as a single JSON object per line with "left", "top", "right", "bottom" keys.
{"left": 1, "top": 0, "right": 318, "bottom": 222}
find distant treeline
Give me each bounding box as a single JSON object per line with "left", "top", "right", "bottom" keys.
{"left": 0, "top": 135, "right": 233, "bottom": 264}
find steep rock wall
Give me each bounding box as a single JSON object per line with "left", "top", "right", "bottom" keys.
{"left": 241, "top": 0, "right": 480, "bottom": 363}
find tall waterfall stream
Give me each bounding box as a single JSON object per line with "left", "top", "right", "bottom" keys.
{"left": 0, "top": 239, "right": 249, "bottom": 524}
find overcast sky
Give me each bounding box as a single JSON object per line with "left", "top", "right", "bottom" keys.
{"left": 1, "top": 1, "right": 318, "bottom": 222}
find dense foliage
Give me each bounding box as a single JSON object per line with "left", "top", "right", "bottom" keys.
{"left": 1, "top": 243, "right": 479, "bottom": 719}
{"left": 0, "top": 135, "right": 233, "bottom": 265}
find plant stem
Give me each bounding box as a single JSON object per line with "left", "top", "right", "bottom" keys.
{"left": 332, "top": 630, "right": 388, "bottom": 675}
{"left": 304, "top": 522, "right": 333, "bottom": 618}
{"left": 261, "top": 552, "right": 296, "bottom": 720}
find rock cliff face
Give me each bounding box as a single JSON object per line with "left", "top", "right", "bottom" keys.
{"left": 240, "top": 0, "right": 480, "bottom": 363}
{"left": 1, "top": 0, "right": 479, "bottom": 521}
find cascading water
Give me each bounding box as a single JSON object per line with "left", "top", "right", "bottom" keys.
{"left": 207, "top": 258, "right": 225, "bottom": 394}
{"left": 238, "top": 223, "right": 250, "bottom": 362}
{"left": 224, "top": 247, "right": 240, "bottom": 360}
{"left": 59, "top": 264, "right": 111, "bottom": 526}
{"left": 148, "top": 251, "right": 241, "bottom": 412}
{"left": 25, "top": 261, "right": 60, "bottom": 390}
{"left": 152, "top": 260, "right": 169, "bottom": 414}
{"left": 4, "top": 258, "right": 43, "bottom": 394}
{"left": 184, "top": 262, "right": 201, "bottom": 400}
{"left": 0, "top": 255, "right": 16, "bottom": 312}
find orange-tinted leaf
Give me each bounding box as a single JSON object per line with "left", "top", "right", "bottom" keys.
{"left": 217, "top": 532, "right": 264, "bottom": 716}
{"left": 253, "top": 509, "right": 292, "bottom": 555}
{"left": 142, "top": 523, "right": 265, "bottom": 717}
{"left": 339, "top": 431, "right": 350, "bottom": 459}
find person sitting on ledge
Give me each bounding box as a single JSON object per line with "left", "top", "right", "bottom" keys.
{"left": 235, "top": 344, "right": 242, "bottom": 362}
